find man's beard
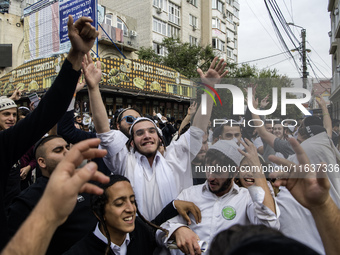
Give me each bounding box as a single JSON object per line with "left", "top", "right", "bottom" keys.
{"left": 120, "top": 126, "right": 131, "bottom": 138}
{"left": 209, "top": 178, "right": 233, "bottom": 195}
{"left": 133, "top": 141, "right": 160, "bottom": 158}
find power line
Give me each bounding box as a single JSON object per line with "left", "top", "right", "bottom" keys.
{"left": 307, "top": 57, "right": 330, "bottom": 80}
{"left": 307, "top": 41, "right": 331, "bottom": 70}
{"left": 267, "top": 53, "right": 301, "bottom": 75}
{"left": 238, "top": 51, "right": 290, "bottom": 65}
{"left": 283, "top": 0, "right": 294, "bottom": 22}
{"left": 264, "top": 0, "right": 301, "bottom": 73}
{"left": 245, "top": 0, "right": 283, "bottom": 53}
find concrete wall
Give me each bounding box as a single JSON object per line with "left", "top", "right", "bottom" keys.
{"left": 0, "top": 13, "right": 24, "bottom": 76}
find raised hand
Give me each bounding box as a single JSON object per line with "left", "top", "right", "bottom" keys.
{"left": 187, "top": 101, "right": 197, "bottom": 116}
{"left": 67, "top": 15, "right": 99, "bottom": 70}
{"left": 260, "top": 95, "right": 270, "bottom": 108}
{"left": 9, "top": 87, "right": 22, "bottom": 101}
{"left": 197, "top": 57, "right": 228, "bottom": 86}
{"left": 82, "top": 52, "right": 102, "bottom": 90}
{"left": 67, "top": 15, "right": 98, "bottom": 55}
{"left": 269, "top": 138, "right": 330, "bottom": 210}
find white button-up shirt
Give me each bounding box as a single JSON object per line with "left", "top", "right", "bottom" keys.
{"left": 97, "top": 126, "right": 204, "bottom": 220}
{"left": 158, "top": 182, "right": 280, "bottom": 254}
{"left": 93, "top": 223, "right": 130, "bottom": 255}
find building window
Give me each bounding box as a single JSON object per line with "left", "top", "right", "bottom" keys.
{"left": 212, "top": 0, "right": 224, "bottom": 13}
{"left": 153, "top": 18, "right": 167, "bottom": 35}
{"left": 212, "top": 17, "right": 221, "bottom": 29}
{"left": 189, "top": 35, "right": 198, "bottom": 46}
{"left": 153, "top": 0, "right": 164, "bottom": 9}
{"left": 226, "top": 11, "right": 233, "bottom": 23}
{"left": 189, "top": 14, "right": 198, "bottom": 27}
{"left": 117, "top": 17, "right": 128, "bottom": 36}
{"left": 234, "top": 38, "right": 237, "bottom": 49}
{"left": 169, "top": 2, "right": 180, "bottom": 25}
{"left": 212, "top": 38, "right": 225, "bottom": 51}
{"left": 168, "top": 24, "right": 180, "bottom": 38}
{"left": 227, "top": 47, "right": 233, "bottom": 58}
{"left": 104, "top": 14, "right": 113, "bottom": 26}
{"left": 153, "top": 42, "right": 165, "bottom": 56}
{"left": 190, "top": 0, "right": 198, "bottom": 7}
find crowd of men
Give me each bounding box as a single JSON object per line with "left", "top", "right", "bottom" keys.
{"left": 0, "top": 15, "right": 340, "bottom": 255}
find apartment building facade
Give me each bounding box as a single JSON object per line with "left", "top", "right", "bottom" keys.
{"left": 104, "top": 0, "right": 240, "bottom": 62}
{"left": 328, "top": 0, "right": 340, "bottom": 119}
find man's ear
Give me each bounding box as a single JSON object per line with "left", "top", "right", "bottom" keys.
{"left": 37, "top": 157, "right": 46, "bottom": 169}
{"left": 130, "top": 140, "right": 135, "bottom": 148}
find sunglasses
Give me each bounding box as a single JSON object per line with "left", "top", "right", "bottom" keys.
{"left": 120, "top": 115, "right": 137, "bottom": 124}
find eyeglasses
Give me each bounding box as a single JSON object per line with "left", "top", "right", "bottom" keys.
{"left": 120, "top": 115, "right": 137, "bottom": 124}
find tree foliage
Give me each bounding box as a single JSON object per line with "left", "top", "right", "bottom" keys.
{"left": 137, "top": 37, "right": 216, "bottom": 79}
{"left": 137, "top": 39, "right": 302, "bottom": 120}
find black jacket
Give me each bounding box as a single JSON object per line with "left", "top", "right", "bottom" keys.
{"left": 63, "top": 217, "right": 157, "bottom": 255}
{"left": 0, "top": 59, "right": 79, "bottom": 251}
{"left": 7, "top": 176, "right": 97, "bottom": 255}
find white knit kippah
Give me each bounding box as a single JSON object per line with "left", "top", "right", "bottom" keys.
{"left": 0, "top": 96, "right": 17, "bottom": 112}
{"left": 209, "top": 140, "right": 242, "bottom": 166}
{"left": 129, "top": 117, "right": 163, "bottom": 137}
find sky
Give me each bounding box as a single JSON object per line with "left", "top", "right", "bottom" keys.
{"left": 238, "top": 0, "right": 332, "bottom": 80}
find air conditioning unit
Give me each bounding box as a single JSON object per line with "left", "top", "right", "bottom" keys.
{"left": 130, "top": 30, "right": 138, "bottom": 37}
{"left": 156, "top": 7, "right": 162, "bottom": 14}
{"left": 192, "top": 25, "right": 197, "bottom": 31}
{"left": 223, "top": 13, "right": 227, "bottom": 19}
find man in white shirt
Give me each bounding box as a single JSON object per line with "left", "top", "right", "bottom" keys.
{"left": 157, "top": 140, "right": 279, "bottom": 255}
{"left": 83, "top": 55, "right": 228, "bottom": 220}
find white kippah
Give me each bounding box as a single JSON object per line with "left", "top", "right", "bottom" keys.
{"left": 0, "top": 96, "right": 17, "bottom": 112}
{"left": 129, "top": 117, "right": 163, "bottom": 137}
{"left": 209, "top": 140, "right": 242, "bottom": 166}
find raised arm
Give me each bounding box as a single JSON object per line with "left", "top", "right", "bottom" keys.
{"left": 83, "top": 52, "right": 110, "bottom": 134}
{"left": 193, "top": 57, "right": 228, "bottom": 132}
{"left": 269, "top": 138, "right": 340, "bottom": 255}
{"left": 238, "top": 139, "right": 276, "bottom": 214}
{"left": 58, "top": 75, "right": 96, "bottom": 143}
{"left": 178, "top": 102, "right": 197, "bottom": 136}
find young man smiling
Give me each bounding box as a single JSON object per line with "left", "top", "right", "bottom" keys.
{"left": 84, "top": 53, "right": 228, "bottom": 221}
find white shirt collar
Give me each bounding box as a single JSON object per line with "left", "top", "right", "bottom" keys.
{"left": 93, "top": 223, "right": 130, "bottom": 255}
{"left": 135, "top": 150, "right": 161, "bottom": 164}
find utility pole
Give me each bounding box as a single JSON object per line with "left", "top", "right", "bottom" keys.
{"left": 301, "top": 29, "right": 308, "bottom": 89}
{"left": 287, "top": 23, "right": 310, "bottom": 89}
